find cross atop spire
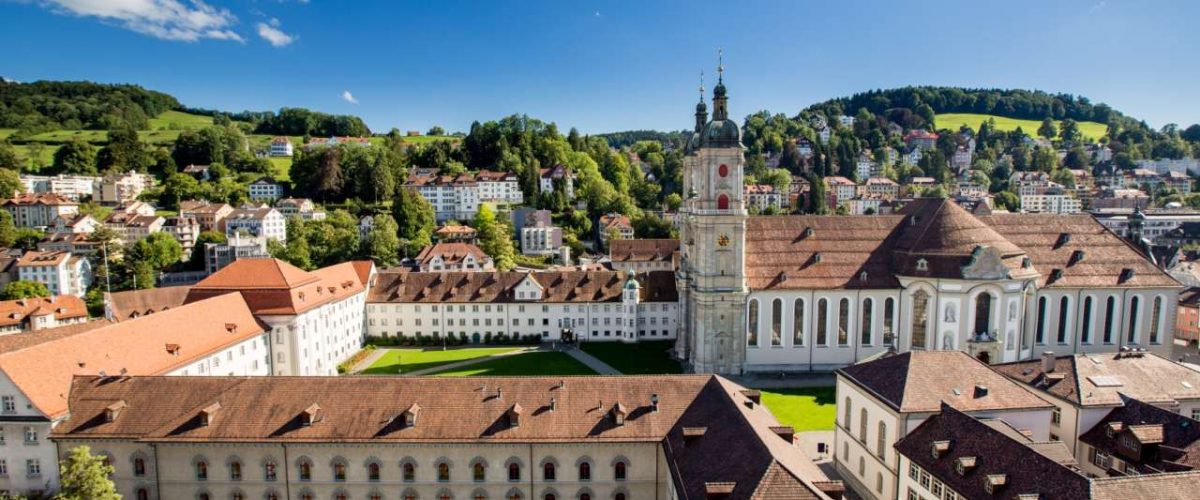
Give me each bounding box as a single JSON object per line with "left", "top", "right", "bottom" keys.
{"left": 717, "top": 48, "right": 724, "bottom": 84}
{"left": 699, "top": 70, "right": 705, "bottom": 102}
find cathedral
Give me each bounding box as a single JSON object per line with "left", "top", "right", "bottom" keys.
{"left": 675, "top": 66, "right": 1182, "bottom": 375}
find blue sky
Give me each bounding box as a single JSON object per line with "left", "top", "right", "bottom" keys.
{"left": 1, "top": 0, "right": 1197, "bottom": 134}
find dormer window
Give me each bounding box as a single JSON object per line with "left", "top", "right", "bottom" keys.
{"left": 301, "top": 403, "right": 321, "bottom": 426}
{"left": 403, "top": 403, "right": 421, "bottom": 427}
{"left": 612, "top": 402, "right": 628, "bottom": 426}
{"left": 916, "top": 258, "right": 929, "bottom": 271}
{"left": 508, "top": 404, "right": 523, "bottom": 428}
{"left": 954, "top": 456, "right": 976, "bottom": 476}
{"left": 200, "top": 402, "right": 221, "bottom": 426}
{"left": 105, "top": 400, "right": 127, "bottom": 423}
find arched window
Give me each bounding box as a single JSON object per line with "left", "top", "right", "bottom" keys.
{"left": 298, "top": 459, "right": 312, "bottom": 481}
{"left": 861, "top": 298, "right": 873, "bottom": 345}
{"left": 817, "top": 298, "right": 829, "bottom": 345}
{"left": 837, "top": 298, "right": 850, "bottom": 346}
{"left": 372, "top": 493, "right": 385, "bottom": 500}
{"left": 545, "top": 495, "right": 556, "bottom": 500}
{"left": 615, "top": 495, "right": 626, "bottom": 500}
{"left": 974, "top": 294, "right": 992, "bottom": 336}
{"left": 133, "top": 457, "right": 146, "bottom": 477}
{"left": 747, "top": 299, "right": 759, "bottom": 346}
{"left": 474, "top": 462, "right": 486, "bottom": 482}
{"left": 137, "top": 489, "right": 149, "bottom": 500}
{"left": 508, "top": 463, "right": 520, "bottom": 482}
{"left": 333, "top": 460, "right": 347, "bottom": 482}
{"left": 859, "top": 408, "right": 868, "bottom": 441}
{"left": 858, "top": 456, "right": 865, "bottom": 476}
{"left": 266, "top": 491, "right": 280, "bottom": 500}
{"left": 876, "top": 421, "right": 887, "bottom": 458}
{"left": 508, "top": 491, "right": 523, "bottom": 500}
{"left": 369, "top": 461, "right": 381, "bottom": 481}
{"left": 403, "top": 461, "right": 416, "bottom": 482}
{"left": 844, "top": 397, "right": 853, "bottom": 430}
{"left": 717, "top": 194, "right": 729, "bottom": 210}
{"left": 1057, "top": 296, "right": 1070, "bottom": 344}
{"left": 911, "top": 290, "right": 929, "bottom": 349}
{"left": 232, "top": 491, "right": 246, "bottom": 500}
{"left": 333, "top": 491, "right": 348, "bottom": 500}
{"left": 876, "top": 471, "right": 884, "bottom": 493}
{"left": 614, "top": 461, "right": 627, "bottom": 481}
{"left": 438, "top": 462, "right": 451, "bottom": 482}
{"left": 1081, "top": 297, "right": 1093, "bottom": 344}
{"left": 229, "top": 460, "right": 242, "bottom": 481}
{"left": 1150, "top": 296, "right": 1163, "bottom": 344}
{"left": 883, "top": 297, "right": 895, "bottom": 345}
{"left": 544, "top": 462, "right": 556, "bottom": 481}
{"left": 1035, "top": 297, "right": 1047, "bottom": 344}
{"left": 578, "top": 462, "right": 591, "bottom": 481}
{"left": 196, "top": 460, "right": 209, "bottom": 481}
{"left": 792, "top": 299, "right": 804, "bottom": 346}
{"left": 771, "top": 298, "right": 782, "bottom": 346}
{"left": 1103, "top": 296, "right": 1116, "bottom": 343}
{"left": 264, "top": 460, "right": 277, "bottom": 482}
{"left": 299, "top": 491, "right": 314, "bottom": 500}
{"left": 1128, "top": 296, "right": 1140, "bottom": 343}
{"left": 198, "top": 493, "right": 211, "bottom": 500}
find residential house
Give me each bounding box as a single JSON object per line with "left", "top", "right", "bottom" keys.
{"left": 406, "top": 174, "right": 480, "bottom": 222}
{"left": 609, "top": 239, "right": 678, "bottom": 273}
{"left": 856, "top": 151, "right": 876, "bottom": 180}
{"left": 248, "top": 178, "right": 285, "bottom": 202}
{"left": 539, "top": 164, "right": 576, "bottom": 199}
{"left": 46, "top": 214, "right": 99, "bottom": 235}
{"left": 599, "top": 213, "right": 634, "bottom": 246}
{"left": 520, "top": 220, "right": 563, "bottom": 257}
{"left": 203, "top": 234, "right": 269, "bottom": 274}
{"left": 103, "top": 210, "right": 165, "bottom": 245}
{"left": 903, "top": 130, "right": 939, "bottom": 151}
{"left": 1177, "top": 287, "right": 1200, "bottom": 343}
{"left": 1076, "top": 396, "right": 1200, "bottom": 477}
{"left": 274, "top": 197, "right": 326, "bottom": 221}
{"left": 2, "top": 193, "right": 78, "bottom": 228}
{"left": 180, "top": 200, "right": 234, "bottom": 233}
{"left": 474, "top": 170, "right": 524, "bottom": 205}
{"left": 824, "top": 176, "right": 857, "bottom": 208}
{"left": 744, "top": 184, "right": 784, "bottom": 211}
{"left": 224, "top": 207, "right": 287, "bottom": 242}
{"left": 98, "top": 172, "right": 154, "bottom": 205}
{"left": 302, "top": 136, "right": 372, "bottom": 150}
{"left": 1020, "top": 185, "right": 1082, "bottom": 214}
{"left": 1092, "top": 188, "right": 1150, "bottom": 211}
{"left": 181, "top": 164, "right": 211, "bottom": 181}
{"left": 861, "top": 177, "right": 900, "bottom": 200}
{"left": 161, "top": 215, "right": 201, "bottom": 258}
{"left": 18, "top": 174, "right": 99, "bottom": 201}
{"left": 0, "top": 295, "right": 87, "bottom": 334}
{"left": 269, "top": 136, "right": 294, "bottom": 157}
{"left": 15, "top": 250, "right": 92, "bottom": 297}
{"left": 434, "top": 224, "right": 478, "bottom": 244}
{"left": 413, "top": 242, "right": 495, "bottom": 272}
{"left": 1165, "top": 170, "right": 1192, "bottom": 194}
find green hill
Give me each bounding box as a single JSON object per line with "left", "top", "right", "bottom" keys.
{"left": 934, "top": 113, "right": 1107, "bottom": 141}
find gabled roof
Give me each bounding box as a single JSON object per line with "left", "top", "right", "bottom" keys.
{"left": 187, "top": 260, "right": 369, "bottom": 316}
{"left": 105, "top": 287, "right": 192, "bottom": 322}
{"left": 836, "top": 351, "right": 1052, "bottom": 413}
{"left": 0, "top": 295, "right": 86, "bottom": 327}
{"left": 2, "top": 193, "right": 77, "bottom": 206}
{"left": 414, "top": 242, "right": 490, "bottom": 266}
{"left": 17, "top": 250, "right": 70, "bottom": 267}
{"left": 368, "top": 270, "right": 677, "bottom": 304}
{"left": 609, "top": 239, "right": 679, "bottom": 263}
{"left": 0, "top": 293, "right": 263, "bottom": 419}
{"left": 993, "top": 353, "right": 1200, "bottom": 407}
{"left": 194, "top": 259, "right": 317, "bottom": 290}
{"left": 1079, "top": 397, "right": 1200, "bottom": 473}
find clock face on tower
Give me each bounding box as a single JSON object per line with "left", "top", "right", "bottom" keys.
{"left": 717, "top": 234, "right": 730, "bottom": 247}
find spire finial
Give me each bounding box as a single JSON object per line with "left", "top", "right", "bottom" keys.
{"left": 699, "top": 70, "right": 705, "bottom": 102}
{"left": 717, "top": 48, "right": 724, "bottom": 83}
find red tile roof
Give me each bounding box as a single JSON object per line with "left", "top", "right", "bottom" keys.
{"left": 368, "top": 270, "right": 678, "bottom": 304}
{"left": 188, "top": 259, "right": 369, "bottom": 316}
{"left": 0, "top": 295, "right": 86, "bottom": 327}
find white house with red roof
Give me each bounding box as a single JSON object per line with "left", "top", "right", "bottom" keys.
{"left": 268, "top": 136, "right": 293, "bottom": 157}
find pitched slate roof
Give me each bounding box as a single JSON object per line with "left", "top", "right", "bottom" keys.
{"left": 741, "top": 198, "right": 1178, "bottom": 289}
{"left": 993, "top": 352, "right": 1200, "bottom": 407}
{"left": 0, "top": 293, "right": 263, "bottom": 419}
{"left": 1078, "top": 397, "right": 1200, "bottom": 473}
{"left": 56, "top": 374, "right": 837, "bottom": 499}
{"left": 368, "top": 270, "right": 678, "bottom": 304}
{"left": 836, "top": 351, "right": 1052, "bottom": 413}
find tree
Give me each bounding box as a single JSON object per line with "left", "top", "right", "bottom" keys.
{"left": 1058, "top": 119, "right": 1082, "bottom": 144}
{"left": 0, "top": 168, "right": 21, "bottom": 198}
{"left": 56, "top": 445, "right": 120, "bottom": 500}
{"left": 189, "top": 231, "right": 227, "bottom": 270}
{"left": 427, "top": 125, "right": 446, "bottom": 136}
{"left": 95, "top": 122, "right": 148, "bottom": 172}
{"left": 122, "top": 232, "right": 183, "bottom": 289}
{"left": 0, "top": 280, "right": 50, "bottom": 300}
{"left": 1037, "top": 118, "right": 1057, "bottom": 140}
{"left": 806, "top": 174, "right": 829, "bottom": 214}
{"left": 0, "top": 142, "right": 19, "bottom": 171}
{"left": 473, "top": 204, "right": 516, "bottom": 271}
{"left": 365, "top": 214, "right": 402, "bottom": 267}
{"left": 392, "top": 188, "right": 435, "bottom": 256}
{"left": 664, "top": 192, "right": 682, "bottom": 211}
{"left": 993, "top": 191, "right": 1019, "bottom": 211}
{"left": 0, "top": 210, "right": 14, "bottom": 248}
{"left": 1032, "top": 147, "right": 1059, "bottom": 173}
{"left": 53, "top": 138, "right": 97, "bottom": 175}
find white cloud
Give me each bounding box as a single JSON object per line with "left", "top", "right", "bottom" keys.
{"left": 341, "top": 90, "right": 358, "bottom": 104}
{"left": 256, "top": 18, "right": 295, "bottom": 47}
{"left": 43, "top": 0, "right": 244, "bottom": 42}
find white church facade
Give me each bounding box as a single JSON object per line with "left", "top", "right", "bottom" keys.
{"left": 674, "top": 68, "right": 1182, "bottom": 374}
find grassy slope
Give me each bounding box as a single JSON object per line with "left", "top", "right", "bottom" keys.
{"left": 760, "top": 387, "right": 837, "bottom": 432}
{"left": 579, "top": 340, "right": 683, "bottom": 374}
{"left": 431, "top": 351, "right": 596, "bottom": 377}
{"left": 360, "top": 347, "right": 522, "bottom": 375}
{"left": 935, "top": 113, "right": 1107, "bottom": 142}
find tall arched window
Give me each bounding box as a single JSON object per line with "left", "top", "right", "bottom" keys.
{"left": 747, "top": 299, "right": 759, "bottom": 347}
{"left": 1104, "top": 296, "right": 1116, "bottom": 344}
{"left": 1128, "top": 296, "right": 1140, "bottom": 343}
{"left": 974, "top": 294, "right": 992, "bottom": 336}
{"left": 264, "top": 460, "right": 277, "bottom": 481}
{"left": 232, "top": 491, "right": 245, "bottom": 500}
{"left": 792, "top": 299, "right": 805, "bottom": 346}
{"left": 717, "top": 194, "right": 729, "bottom": 210}
{"left": 438, "top": 462, "right": 451, "bottom": 482}
{"left": 508, "top": 463, "right": 520, "bottom": 482}
{"left": 332, "top": 460, "right": 346, "bottom": 482}
{"left": 229, "top": 460, "right": 242, "bottom": 481}
{"left": 133, "top": 457, "right": 146, "bottom": 477}
{"left": 837, "top": 298, "right": 850, "bottom": 346}
{"left": 369, "top": 462, "right": 381, "bottom": 481}
{"left": 403, "top": 462, "right": 416, "bottom": 482}
{"left": 474, "top": 462, "right": 486, "bottom": 482}
{"left": 543, "top": 463, "right": 556, "bottom": 481}
{"left": 298, "top": 460, "right": 311, "bottom": 481}
{"left": 1150, "top": 296, "right": 1163, "bottom": 344}
{"left": 843, "top": 397, "right": 853, "bottom": 430}
{"left": 876, "top": 422, "right": 887, "bottom": 458}
{"left": 883, "top": 297, "right": 895, "bottom": 345}
{"left": 771, "top": 298, "right": 782, "bottom": 346}
{"left": 817, "top": 298, "right": 829, "bottom": 345}
{"left": 1035, "top": 297, "right": 1047, "bottom": 344}
{"left": 1057, "top": 296, "right": 1070, "bottom": 344}
{"left": 911, "top": 290, "right": 929, "bottom": 349}
{"left": 578, "top": 462, "right": 591, "bottom": 481}
{"left": 1081, "top": 297, "right": 1093, "bottom": 344}
{"left": 861, "top": 298, "right": 873, "bottom": 345}
{"left": 137, "top": 489, "right": 148, "bottom": 500}
{"left": 859, "top": 408, "right": 868, "bottom": 441}
{"left": 614, "top": 461, "right": 627, "bottom": 481}
{"left": 196, "top": 460, "right": 209, "bottom": 481}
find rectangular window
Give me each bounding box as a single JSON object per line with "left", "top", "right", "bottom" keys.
{"left": 25, "top": 459, "right": 39, "bottom": 477}
{"left": 23, "top": 427, "right": 36, "bottom": 444}
{"left": 1052, "top": 407, "right": 1062, "bottom": 426}
{"left": 0, "top": 396, "right": 13, "bottom": 413}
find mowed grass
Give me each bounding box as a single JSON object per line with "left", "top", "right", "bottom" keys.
{"left": 268, "top": 157, "right": 293, "bottom": 181}
{"left": 432, "top": 351, "right": 596, "bottom": 377}
{"left": 147, "top": 110, "right": 217, "bottom": 130}
{"left": 580, "top": 340, "right": 682, "bottom": 374}
{"left": 361, "top": 347, "right": 523, "bottom": 375}
{"left": 935, "top": 113, "right": 1107, "bottom": 142}
{"left": 760, "top": 387, "right": 837, "bottom": 432}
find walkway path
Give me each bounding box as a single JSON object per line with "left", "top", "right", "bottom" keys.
{"left": 347, "top": 348, "right": 389, "bottom": 373}
{"left": 563, "top": 346, "right": 622, "bottom": 375}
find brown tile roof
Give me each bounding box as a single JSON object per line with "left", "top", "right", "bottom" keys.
{"left": 836, "top": 351, "right": 1052, "bottom": 413}
{"left": 474, "top": 170, "right": 516, "bottom": 181}
{"left": 56, "top": 374, "right": 835, "bottom": 498}
{"left": 188, "top": 259, "right": 369, "bottom": 316}
{"left": 895, "top": 404, "right": 1092, "bottom": 500}
{"left": 609, "top": 239, "right": 679, "bottom": 263}
{"left": 599, "top": 213, "right": 632, "bottom": 231}
{"left": 1079, "top": 397, "right": 1200, "bottom": 473}
{"left": 414, "top": 242, "right": 490, "bottom": 267}
{"left": 2, "top": 193, "right": 77, "bottom": 206}
{"left": 105, "top": 287, "right": 192, "bottom": 322}
{"left": 368, "top": 270, "right": 678, "bottom": 304}
{"left": 0, "top": 319, "right": 112, "bottom": 354}
{"left": 742, "top": 198, "right": 1178, "bottom": 289}
{"left": 0, "top": 293, "right": 263, "bottom": 418}
{"left": 179, "top": 201, "right": 232, "bottom": 214}
{"left": 993, "top": 353, "right": 1200, "bottom": 407}
{"left": 434, "top": 225, "right": 477, "bottom": 236}
{"left": 17, "top": 250, "right": 70, "bottom": 267}
{"left": 0, "top": 295, "right": 86, "bottom": 327}
{"left": 1089, "top": 471, "right": 1200, "bottom": 500}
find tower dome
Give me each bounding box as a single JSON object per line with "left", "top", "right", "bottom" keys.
{"left": 700, "top": 53, "right": 741, "bottom": 148}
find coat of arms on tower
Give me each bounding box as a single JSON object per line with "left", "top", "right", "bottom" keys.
{"left": 717, "top": 234, "right": 730, "bottom": 247}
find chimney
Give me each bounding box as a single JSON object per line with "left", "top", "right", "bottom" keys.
{"left": 549, "top": 397, "right": 557, "bottom": 412}
{"left": 973, "top": 385, "right": 989, "bottom": 398}
{"left": 1041, "top": 351, "right": 1056, "bottom": 373}
{"left": 650, "top": 393, "right": 659, "bottom": 413}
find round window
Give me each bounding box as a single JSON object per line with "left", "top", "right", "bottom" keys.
{"left": 718, "top": 164, "right": 729, "bottom": 177}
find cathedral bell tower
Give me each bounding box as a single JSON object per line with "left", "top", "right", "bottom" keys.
{"left": 677, "top": 52, "right": 749, "bottom": 375}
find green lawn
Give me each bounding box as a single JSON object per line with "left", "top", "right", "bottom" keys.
{"left": 760, "top": 387, "right": 837, "bottom": 432}
{"left": 268, "top": 157, "right": 293, "bottom": 181}
{"left": 360, "top": 347, "right": 523, "bottom": 375}
{"left": 147, "top": 110, "right": 216, "bottom": 130}
{"left": 580, "top": 340, "right": 682, "bottom": 374}
{"left": 934, "top": 113, "right": 1107, "bottom": 142}
{"left": 431, "top": 351, "right": 596, "bottom": 377}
